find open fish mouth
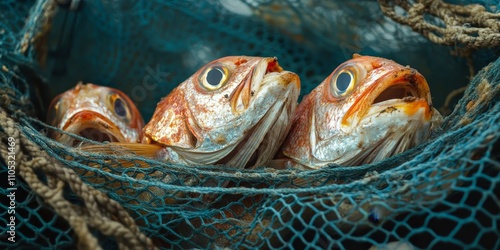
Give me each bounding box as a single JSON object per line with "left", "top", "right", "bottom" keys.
{"left": 59, "top": 127, "right": 121, "bottom": 147}
{"left": 373, "top": 83, "right": 423, "bottom": 104}
{"left": 57, "top": 111, "right": 125, "bottom": 146}
{"left": 76, "top": 128, "right": 120, "bottom": 143}
{"left": 329, "top": 67, "right": 441, "bottom": 166}
{"left": 343, "top": 68, "right": 433, "bottom": 125}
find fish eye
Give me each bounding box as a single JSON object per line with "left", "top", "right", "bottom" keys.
{"left": 200, "top": 64, "right": 230, "bottom": 91}
{"left": 114, "top": 98, "right": 127, "bottom": 117}
{"left": 331, "top": 68, "right": 356, "bottom": 98}
{"left": 107, "top": 93, "right": 130, "bottom": 121}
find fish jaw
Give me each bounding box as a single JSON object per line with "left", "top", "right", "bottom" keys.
{"left": 341, "top": 67, "right": 432, "bottom": 127}
{"left": 55, "top": 111, "right": 131, "bottom": 146}
{"left": 311, "top": 104, "right": 442, "bottom": 167}
{"left": 284, "top": 99, "right": 441, "bottom": 169}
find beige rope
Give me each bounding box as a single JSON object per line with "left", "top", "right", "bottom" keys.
{"left": 378, "top": 0, "right": 500, "bottom": 48}
{"left": 0, "top": 108, "right": 157, "bottom": 250}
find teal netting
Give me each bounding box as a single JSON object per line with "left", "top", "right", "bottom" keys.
{"left": 1, "top": 0, "right": 499, "bottom": 249}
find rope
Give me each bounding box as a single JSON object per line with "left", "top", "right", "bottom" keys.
{"left": 0, "top": 107, "right": 157, "bottom": 250}
{"left": 378, "top": 0, "right": 500, "bottom": 48}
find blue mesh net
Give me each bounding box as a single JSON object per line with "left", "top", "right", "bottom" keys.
{"left": 1, "top": 0, "right": 499, "bottom": 249}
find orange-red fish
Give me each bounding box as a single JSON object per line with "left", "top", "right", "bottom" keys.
{"left": 47, "top": 83, "right": 144, "bottom": 146}
{"left": 85, "top": 56, "right": 300, "bottom": 169}
{"left": 276, "top": 54, "right": 442, "bottom": 169}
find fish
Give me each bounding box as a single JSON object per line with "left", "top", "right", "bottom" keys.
{"left": 84, "top": 56, "right": 300, "bottom": 170}
{"left": 262, "top": 55, "right": 444, "bottom": 247}
{"left": 47, "top": 82, "right": 144, "bottom": 146}
{"left": 275, "top": 54, "right": 442, "bottom": 169}
{"left": 74, "top": 56, "right": 300, "bottom": 236}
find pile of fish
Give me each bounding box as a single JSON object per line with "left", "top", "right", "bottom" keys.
{"left": 48, "top": 54, "right": 442, "bottom": 169}
{"left": 46, "top": 54, "right": 443, "bottom": 247}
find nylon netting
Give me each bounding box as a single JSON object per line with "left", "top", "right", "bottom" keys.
{"left": 0, "top": 0, "right": 499, "bottom": 249}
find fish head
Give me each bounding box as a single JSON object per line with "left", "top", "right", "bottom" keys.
{"left": 282, "top": 54, "right": 442, "bottom": 168}
{"left": 143, "top": 56, "right": 300, "bottom": 168}
{"left": 47, "top": 83, "right": 145, "bottom": 146}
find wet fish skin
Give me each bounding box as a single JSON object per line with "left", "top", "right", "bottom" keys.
{"left": 47, "top": 82, "right": 144, "bottom": 146}
{"left": 278, "top": 54, "right": 443, "bottom": 169}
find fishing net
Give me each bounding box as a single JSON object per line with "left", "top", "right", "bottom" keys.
{"left": 1, "top": 0, "right": 499, "bottom": 249}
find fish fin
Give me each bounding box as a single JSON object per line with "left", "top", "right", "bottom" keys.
{"left": 80, "top": 142, "right": 164, "bottom": 159}
{"left": 78, "top": 142, "right": 165, "bottom": 170}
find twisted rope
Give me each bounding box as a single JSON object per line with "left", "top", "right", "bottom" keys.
{"left": 0, "top": 107, "right": 157, "bottom": 250}
{"left": 378, "top": 0, "right": 500, "bottom": 48}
